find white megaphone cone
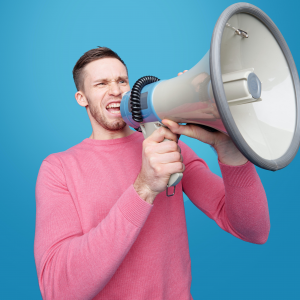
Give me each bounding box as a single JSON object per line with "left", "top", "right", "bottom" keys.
{"left": 120, "top": 2, "right": 300, "bottom": 193}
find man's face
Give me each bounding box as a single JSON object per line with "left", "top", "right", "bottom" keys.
{"left": 82, "top": 58, "right": 130, "bottom": 131}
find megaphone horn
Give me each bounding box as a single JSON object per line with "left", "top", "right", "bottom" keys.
{"left": 120, "top": 2, "right": 300, "bottom": 188}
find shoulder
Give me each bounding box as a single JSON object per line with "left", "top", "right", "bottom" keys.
{"left": 39, "top": 140, "right": 86, "bottom": 175}
{"left": 47, "top": 139, "right": 87, "bottom": 162}
{"left": 36, "top": 141, "right": 86, "bottom": 190}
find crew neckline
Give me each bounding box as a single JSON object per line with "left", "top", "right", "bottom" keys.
{"left": 82, "top": 131, "right": 142, "bottom": 146}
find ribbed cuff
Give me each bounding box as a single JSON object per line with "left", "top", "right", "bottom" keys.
{"left": 219, "top": 160, "right": 258, "bottom": 187}
{"left": 117, "top": 185, "right": 153, "bottom": 228}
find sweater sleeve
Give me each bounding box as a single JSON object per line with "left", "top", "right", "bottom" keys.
{"left": 34, "top": 157, "right": 153, "bottom": 300}
{"left": 180, "top": 142, "right": 270, "bottom": 244}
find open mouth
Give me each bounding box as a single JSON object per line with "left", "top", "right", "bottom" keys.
{"left": 106, "top": 102, "right": 121, "bottom": 115}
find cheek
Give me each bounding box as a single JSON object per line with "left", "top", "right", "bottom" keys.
{"left": 89, "top": 90, "right": 106, "bottom": 106}
{"left": 122, "top": 85, "right": 131, "bottom": 93}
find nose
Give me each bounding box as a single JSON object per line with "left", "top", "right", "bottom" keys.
{"left": 108, "top": 81, "right": 121, "bottom": 96}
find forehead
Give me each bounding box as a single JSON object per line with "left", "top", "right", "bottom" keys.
{"left": 84, "top": 57, "right": 127, "bottom": 81}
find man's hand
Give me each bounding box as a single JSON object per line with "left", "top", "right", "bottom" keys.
{"left": 134, "top": 127, "right": 185, "bottom": 205}
{"left": 161, "top": 119, "right": 248, "bottom": 167}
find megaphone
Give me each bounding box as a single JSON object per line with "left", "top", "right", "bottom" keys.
{"left": 120, "top": 2, "right": 300, "bottom": 189}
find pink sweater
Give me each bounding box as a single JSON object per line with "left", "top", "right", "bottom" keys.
{"left": 34, "top": 132, "right": 270, "bottom": 300}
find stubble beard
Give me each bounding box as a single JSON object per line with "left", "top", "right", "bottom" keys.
{"left": 88, "top": 99, "right": 126, "bottom": 132}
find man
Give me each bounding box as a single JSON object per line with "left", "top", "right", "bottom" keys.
{"left": 34, "top": 47, "right": 270, "bottom": 300}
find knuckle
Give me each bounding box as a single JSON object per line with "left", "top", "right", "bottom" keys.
{"left": 159, "top": 127, "right": 166, "bottom": 135}
{"left": 174, "top": 162, "right": 183, "bottom": 171}
{"left": 144, "top": 145, "right": 152, "bottom": 155}
{"left": 154, "top": 165, "right": 162, "bottom": 174}
{"left": 171, "top": 142, "right": 178, "bottom": 151}
{"left": 172, "top": 132, "right": 178, "bottom": 140}
{"left": 175, "top": 152, "right": 181, "bottom": 161}
{"left": 149, "top": 156, "right": 156, "bottom": 165}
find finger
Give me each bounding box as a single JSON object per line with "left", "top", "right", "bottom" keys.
{"left": 152, "top": 140, "right": 179, "bottom": 154}
{"left": 162, "top": 119, "right": 216, "bottom": 145}
{"left": 161, "top": 119, "right": 193, "bottom": 136}
{"left": 183, "top": 70, "right": 188, "bottom": 73}
{"left": 147, "top": 126, "right": 178, "bottom": 143}
{"left": 163, "top": 162, "right": 185, "bottom": 174}
{"left": 151, "top": 152, "right": 183, "bottom": 165}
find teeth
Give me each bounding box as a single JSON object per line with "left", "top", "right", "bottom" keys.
{"left": 106, "top": 103, "right": 121, "bottom": 109}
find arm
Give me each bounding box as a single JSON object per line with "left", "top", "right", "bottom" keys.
{"left": 34, "top": 157, "right": 153, "bottom": 300}
{"left": 161, "top": 116, "right": 270, "bottom": 244}
{"left": 180, "top": 144, "right": 270, "bottom": 244}
{"left": 35, "top": 128, "right": 184, "bottom": 300}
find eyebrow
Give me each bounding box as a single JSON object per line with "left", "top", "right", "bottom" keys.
{"left": 93, "top": 76, "right": 128, "bottom": 83}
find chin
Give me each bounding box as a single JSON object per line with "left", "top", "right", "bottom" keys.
{"left": 89, "top": 107, "right": 127, "bottom": 132}
{"left": 103, "top": 120, "right": 127, "bottom": 131}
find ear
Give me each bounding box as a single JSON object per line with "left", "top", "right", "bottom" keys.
{"left": 75, "top": 91, "right": 88, "bottom": 107}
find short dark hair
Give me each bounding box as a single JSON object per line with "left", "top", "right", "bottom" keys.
{"left": 72, "top": 46, "right": 128, "bottom": 91}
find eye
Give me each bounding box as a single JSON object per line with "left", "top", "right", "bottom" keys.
{"left": 97, "top": 82, "right": 106, "bottom": 86}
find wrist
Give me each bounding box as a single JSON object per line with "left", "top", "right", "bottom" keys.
{"left": 133, "top": 176, "right": 158, "bottom": 205}
{"left": 218, "top": 156, "right": 248, "bottom": 166}
{"left": 214, "top": 142, "right": 248, "bottom": 166}
{"left": 217, "top": 151, "right": 248, "bottom": 166}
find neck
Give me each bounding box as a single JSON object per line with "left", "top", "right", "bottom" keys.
{"left": 89, "top": 125, "right": 135, "bottom": 140}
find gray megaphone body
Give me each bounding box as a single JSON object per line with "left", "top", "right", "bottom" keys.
{"left": 120, "top": 2, "right": 300, "bottom": 191}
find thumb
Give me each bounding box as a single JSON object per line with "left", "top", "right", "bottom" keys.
{"left": 161, "top": 119, "right": 193, "bottom": 137}
{"left": 162, "top": 119, "right": 217, "bottom": 145}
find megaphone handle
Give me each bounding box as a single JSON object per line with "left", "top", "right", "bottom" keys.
{"left": 140, "top": 122, "right": 183, "bottom": 188}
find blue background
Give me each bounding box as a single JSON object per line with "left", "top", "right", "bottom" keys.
{"left": 1, "top": 0, "right": 299, "bottom": 299}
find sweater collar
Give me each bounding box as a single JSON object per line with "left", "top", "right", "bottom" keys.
{"left": 82, "top": 131, "right": 142, "bottom": 146}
